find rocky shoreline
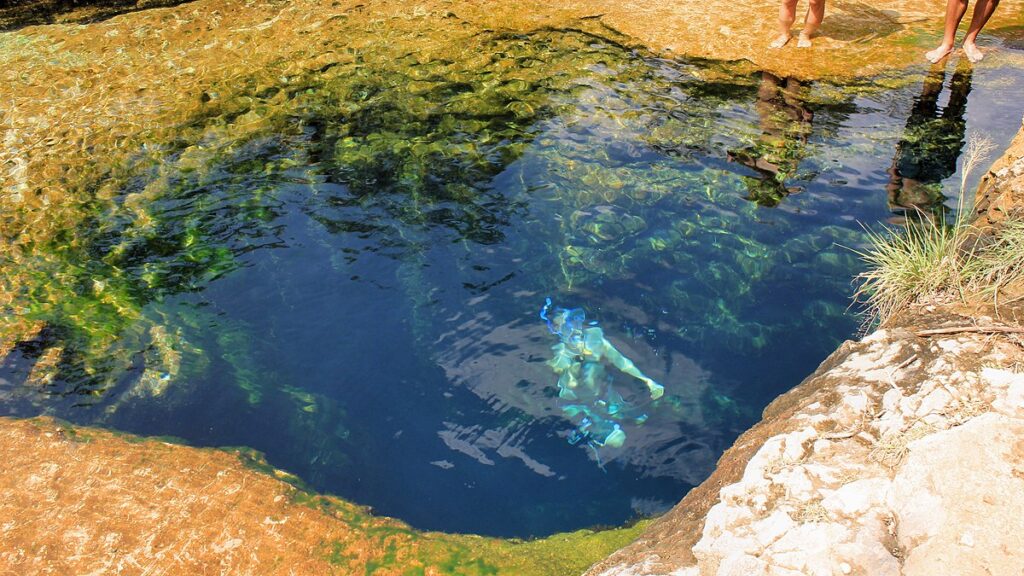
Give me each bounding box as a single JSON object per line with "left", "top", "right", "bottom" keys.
{"left": 586, "top": 310, "right": 1024, "bottom": 575}
{"left": 0, "top": 416, "right": 647, "bottom": 574}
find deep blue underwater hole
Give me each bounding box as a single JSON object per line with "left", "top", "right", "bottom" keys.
{"left": 2, "top": 31, "right": 1023, "bottom": 537}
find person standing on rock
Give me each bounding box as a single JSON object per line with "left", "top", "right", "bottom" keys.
{"left": 925, "top": 0, "right": 1001, "bottom": 62}
{"left": 769, "top": 0, "right": 826, "bottom": 48}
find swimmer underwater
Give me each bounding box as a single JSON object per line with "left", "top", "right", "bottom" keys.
{"left": 541, "top": 298, "right": 664, "bottom": 449}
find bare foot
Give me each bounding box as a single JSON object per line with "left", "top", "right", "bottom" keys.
{"left": 963, "top": 42, "right": 985, "bottom": 62}
{"left": 925, "top": 44, "right": 954, "bottom": 63}
{"left": 769, "top": 33, "right": 791, "bottom": 49}
{"left": 797, "top": 34, "right": 812, "bottom": 48}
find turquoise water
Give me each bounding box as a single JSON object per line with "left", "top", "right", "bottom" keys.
{"left": 2, "top": 31, "right": 1023, "bottom": 537}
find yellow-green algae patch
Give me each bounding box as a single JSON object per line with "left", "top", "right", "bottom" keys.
{"left": 0, "top": 417, "right": 645, "bottom": 575}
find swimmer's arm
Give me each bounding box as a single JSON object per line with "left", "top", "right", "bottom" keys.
{"left": 603, "top": 339, "right": 664, "bottom": 399}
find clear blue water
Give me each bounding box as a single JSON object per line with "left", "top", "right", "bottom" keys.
{"left": 2, "top": 32, "right": 1023, "bottom": 537}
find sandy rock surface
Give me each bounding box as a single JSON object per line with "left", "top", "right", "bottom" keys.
{"left": 0, "top": 419, "right": 369, "bottom": 575}
{"left": 586, "top": 310, "right": 1024, "bottom": 576}
{"left": 0, "top": 417, "right": 644, "bottom": 575}
{"left": 892, "top": 413, "right": 1024, "bottom": 576}
{"left": 3, "top": 0, "right": 1023, "bottom": 218}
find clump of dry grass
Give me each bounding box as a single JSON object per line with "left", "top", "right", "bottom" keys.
{"left": 963, "top": 218, "right": 1024, "bottom": 299}
{"left": 870, "top": 422, "right": 936, "bottom": 468}
{"left": 793, "top": 499, "right": 830, "bottom": 524}
{"left": 853, "top": 215, "right": 969, "bottom": 325}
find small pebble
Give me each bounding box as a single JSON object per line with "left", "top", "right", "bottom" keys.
{"left": 840, "top": 562, "right": 852, "bottom": 574}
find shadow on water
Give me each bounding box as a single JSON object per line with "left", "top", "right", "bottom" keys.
{"left": 727, "top": 72, "right": 815, "bottom": 208}
{"left": 1, "top": 28, "right": 1022, "bottom": 536}
{"left": 887, "top": 60, "right": 973, "bottom": 219}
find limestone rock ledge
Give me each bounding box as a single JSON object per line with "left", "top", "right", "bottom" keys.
{"left": 0, "top": 418, "right": 644, "bottom": 575}
{"left": 975, "top": 117, "right": 1024, "bottom": 229}
{"left": 586, "top": 316, "right": 1024, "bottom": 576}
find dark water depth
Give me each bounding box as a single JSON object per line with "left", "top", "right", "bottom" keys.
{"left": 2, "top": 31, "right": 1023, "bottom": 537}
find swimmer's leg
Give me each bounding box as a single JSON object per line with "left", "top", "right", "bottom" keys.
{"left": 580, "top": 362, "right": 606, "bottom": 393}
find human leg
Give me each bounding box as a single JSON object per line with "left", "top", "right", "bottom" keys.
{"left": 601, "top": 386, "right": 648, "bottom": 424}
{"left": 570, "top": 412, "right": 624, "bottom": 448}
{"left": 602, "top": 425, "right": 626, "bottom": 448}
{"left": 926, "top": 0, "right": 970, "bottom": 62}
{"left": 771, "top": 0, "right": 800, "bottom": 48}
{"left": 963, "top": 0, "right": 1001, "bottom": 61}
{"left": 797, "top": 0, "right": 825, "bottom": 47}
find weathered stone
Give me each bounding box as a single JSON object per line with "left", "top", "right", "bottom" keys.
{"left": 890, "top": 413, "right": 1024, "bottom": 576}
{"left": 717, "top": 554, "right": 769, "bottom": 576}
{"left": 914, "top": 387, "right": 953, "bottom": 419}
{"left": 821, "top": 478, "right": 890, "bottom": 519}
{"left": 833, "top": 524, "right": 901, "bottom": 576}
{"left": 771, "top": 465, "right": 816, "bottom": 501}
{"left": 766, "top": 566, "right": 804, "bottom": 576}
{"left": 752, "top": 510, "right": 797, "bottom": 548}
{"left": 989, "top": 368, "right": 1024, "bottom": 418}
{"left": 975, "top": 124, "right": 1024, "bottom": 229}
{"left": 767, "top": 524, "right": 850, "bottom": 575}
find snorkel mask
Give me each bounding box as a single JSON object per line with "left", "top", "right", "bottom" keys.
{"left": 540, "top": 298, "right": 587, "bottom": 348}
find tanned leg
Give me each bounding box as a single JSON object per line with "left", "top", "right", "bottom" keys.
{"left": 797, "top": 0, "right": 825, "bottom": 47}
{"left": 962, "top": 0, "right": 1001, "bottom": 61}
{"left": 926, "top": 0, "right": 969, "bottom": 62}
{"left": 771, "top": 0, "right": 799, "bottom": 48}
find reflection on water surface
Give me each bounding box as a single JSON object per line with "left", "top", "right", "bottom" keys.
{"left": 2, "top": 30, "right": 1023, "bottom": 537}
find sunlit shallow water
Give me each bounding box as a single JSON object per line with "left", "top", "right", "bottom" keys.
{"left": 2, "top": 31, "right": 1023, "bottom": 537}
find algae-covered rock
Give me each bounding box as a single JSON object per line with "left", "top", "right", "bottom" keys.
{"left": 0, "top": 416, "right": 649, "bottom": 575}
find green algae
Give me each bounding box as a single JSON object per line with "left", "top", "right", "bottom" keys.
{"left": 232, "top": 442, "right": 648, "bottom": 575}
{"left": 0, "top": 21, "right": 921, "bottom": 399}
